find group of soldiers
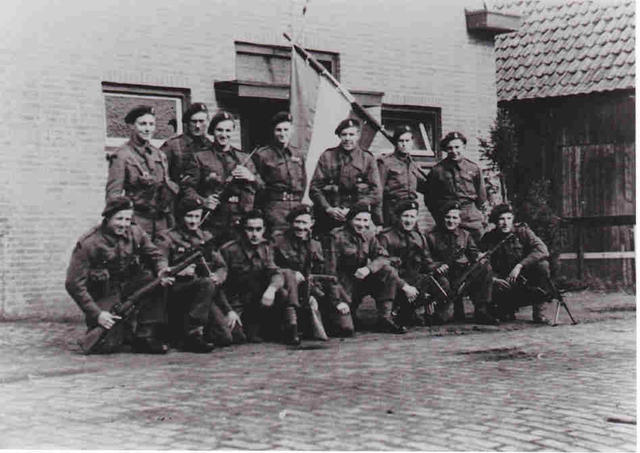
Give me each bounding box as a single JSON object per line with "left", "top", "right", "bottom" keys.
{"left": 65, "top": 102, "right": 555, "bottom": 354}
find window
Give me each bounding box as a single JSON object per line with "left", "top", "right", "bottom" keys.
{"left": 102, "top": 82, "right": 190, "bottom": 151}
{"left": 381, "top": 105, "right": 442, "bottom": 166}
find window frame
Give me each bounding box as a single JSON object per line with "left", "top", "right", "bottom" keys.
{"left": 381, "top": 104, "right": 442, "bottom": 160}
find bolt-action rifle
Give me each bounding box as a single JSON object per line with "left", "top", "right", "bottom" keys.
{"left": 78, "top": 251, "right": 203, "bottom": 354}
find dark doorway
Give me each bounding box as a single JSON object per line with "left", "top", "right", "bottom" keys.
{"left": 239, "top": 98, "right": 289, "bottom": 152}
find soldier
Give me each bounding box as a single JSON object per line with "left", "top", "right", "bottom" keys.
{"left": 326, "top": 202, "right": 406, "bottom": 334}
{"left": 65, "top": 196, "right": 173, "bottom": 354}
{"left": 377, "top": 125, "right": 429, "bottom": 226}
{"left": 426, "top": 201, "right": 498, "bottom": 325}
{"left": 480, "top": 204, "right": 552, "bottom": 323}
{"left": 220, "top": 210, "right": 301, "bottom": 345}
{"left": 424, "top": 131, "right": 487, "bottom": 242}
{"left": 309, "top": 118, "right": 383, "bottom": 237}
{"left": 106, "top": 105, "right": 178, "bottom": 240}
{"left": 378, "top": 200, "right": 437, "bottom": 327}
{"left": 160, "top": 102, "right": 212, "bottom": 184}
{"left": 272, "top": 204, "right": 354, "bottom": 338}
{"left": 252, "top": 112, "right": 307, "bottom": 233}
{"left": 155, "top": 197, "right": 244, "bottom": 352}
{"left": 182, "top": 111, "right": 262, "bottom": 245}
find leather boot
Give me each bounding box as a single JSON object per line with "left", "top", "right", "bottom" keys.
{"left": 183, "top": 333, "right": 215, "bottom": 353}
{"left": 377, "top": 300, "right": 407, "bottom": 334}
{"left": 532, "top": 303, "right": 551, "bottom": 324}
{"left": 132, "top": 337, "right": 169, "bottom": 354}
{"left": 284, "top": 323, "right": 301, "bottom": 345}
{"left": 246, "top": 323, "right": 263, "bottom": 343}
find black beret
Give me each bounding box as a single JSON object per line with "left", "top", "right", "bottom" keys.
{"left": 440, "top": 200, "right": 461, "bottom": 217}
{"left": 271, "top": 111, "right": 293, "bottom": 127}
{"left": 489, "top": 203, "right": 513, "bottom": 224}
{"left": 183, "top": 102, "right": 208, "bottom": 122}
{"left": 176, "top": 197, "right": 204, "bottom": 217}
{"left": 286, "top": 204, "right": 313, "bottom": 223}
{"left": 335, "top": 118, "right": 361, "bottom": 135}
{"left": 102, "top": 196, "right": 134, "bottom": 218}
{"left": 207, "top": 111, "right": 235, "bottom": 134}
{"left": 440, "top": 131, "right": 467, "bottom": 148}
{"left": 346, "top": 201, "right": 371, "bottom": 221}
{"left": 393, "top": 124, "right": 413, "bottom": 142}
{"left": 395, "top": 199, "right": 419, "bottom": 215}
{"left": 124, "top": 105, "right": 155, "bottom": 124}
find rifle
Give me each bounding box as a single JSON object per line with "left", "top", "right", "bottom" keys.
{"left": 303, "top": 265, "right": 329, "bottom": 341}
{"left": 78, "top": 251, "right": 203, "bottom": 354}
{"left": 547, "top": 278, "right": 578, "bottom": 326}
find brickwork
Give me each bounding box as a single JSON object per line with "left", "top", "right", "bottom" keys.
{"left": 1, "top": 0, "right": 497, "bottom": 318}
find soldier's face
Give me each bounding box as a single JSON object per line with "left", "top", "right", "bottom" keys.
{"left": 396, "top": 132, "right": 413, "bottom": 154}
{"left": 183, "top": 209, "right": 203, "bottom": 231}
{"left": 443, "top": 209, "right": 461, "bottom": 231}
{"left": 350, "top": 212, "right": 371, "bottom": 233}
{"left": 188, "top": 112, "right": 208, "bottom": 137}
{"left": 497, "top": 213, "right": 514, "bottom": 233}
{"left": 131, "top": 114, "right": 156, "bottom": 142}
{"left": 213, "top": 120, "right": 234, "bottom": 148}
{"left": 273, "top": 121, "right": 291, "bottom": 146}
{"left": 107, "top": 209, "right": 133, "bottom": 237}
{"left": 400, "top": 209, "right": 418, "bottom": 231}
{"left": 339, "top": 127, "right": 360, "bottom": 151}
{"left": 292, "top": 214, "right": 313, "bottom": 239}
{"left": 445, "top": 139, "right": 465, "bottom": 162}
{"left": 244, "top": 218, "right": 265, "bottom": 244}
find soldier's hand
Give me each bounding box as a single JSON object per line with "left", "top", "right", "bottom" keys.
{"left": 354, "top": 266, "right": 371, "bottom": 280}
{"left": 205, "top": 194, "right": 220, "bottom": 211}
{"left": 209, "top": 273, "right": 221, "bottom": 285}
{"left": 493, "top": 277, "right": 511, "bottom": 291}
{"left": 309, "top": 296, "right": 318, "bottom": 310}
{"left": 226, "top": 310, "right": 242, "bottom": 329}
{"left": 402, "top": 284, "right": 419, "bottom": 302}
{"left": 177, "top": 263, "right": 196, "bottom": 277}
{"left": 435, "top": 264, "right": 449, "bottom": 276}
{"left": 261, "top": 285, "right": 277, "bottom": 307}
{"left": 231, "top": 165, "right": 255, "bottom": 182}
{"left": 295, "top": 271, "right": 305, "bottom": 283}
{"left": 336, "top": 302, "right": 350, "bottom": 315}
{"left": 507, "top": 264, "right": 523, "bottom": 284}
{"left": 97, "top": 311, "right": 121, "bottom": 330}
{"left": 158, "top": 268, "right": 175, "bottom": 286}
{"left": 326, "top": 207, "right": 346, "bottom": 222}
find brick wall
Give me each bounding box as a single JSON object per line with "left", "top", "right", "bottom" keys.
{"left": 0, "top": 0, "right": 497, "bottom": 319}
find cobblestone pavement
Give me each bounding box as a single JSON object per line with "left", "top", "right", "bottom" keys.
{"left": 0, "top": 292, "right": 636, "bottom": 451}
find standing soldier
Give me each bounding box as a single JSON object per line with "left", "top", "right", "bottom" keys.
{"left": 155, "top": 197, "right": 244, "bottom": 352}
{"left": 106, "top": 105, "right": 178, "bottom": 240}
{"left": 182, "top": 111, "right": 262, "bottom": 245}
{"left": 326, "top": 202, "right": 406, "bottom": 334}
{"left": 220, "top": 210, "right": 301, "bottom": 345}
{"left": 424, "top": 131, "right": 487, "bottom": 242}
{"left": 160, "top": 102, "right": 212, "bottom": 184}
{"left": 377, "top": 125, "right": 429, "bottom": 226}
{"left": 272, "top": 204, "right": 354, "bottom": 338}
{"left": 309, "top": 118, "right": 383, "bottom": 237}
{"left": 426, "top": 201, "right": 497, "bottom": 325}
{"left": 378, "top": 200, "right": 437, "bottom": 327}
{"left": 252, "top": 112, "right": 307, "bottom": 233}
{"left": 480, "top": 204, "right": 552, "bottom": 323}
{"left": 65, "top": 196, "right": 173, "bottom": 354}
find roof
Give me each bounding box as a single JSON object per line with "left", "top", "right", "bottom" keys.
{"left": 494, "top": 0, "right": 635, "bottom": 102}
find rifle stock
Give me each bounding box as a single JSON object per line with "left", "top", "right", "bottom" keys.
{"left": 78, "top": 251, "right": 203, "bottom": 354}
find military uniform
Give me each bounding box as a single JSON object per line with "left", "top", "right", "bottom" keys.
{"left": 377, "top": 151, "right": 428, "bottom": 226}
{"left": 106, "top": 136, "right": 175, "bottom": 240}
{"left": 182, "top": 143, "right": 262, "bottom": 244}
{"left": 220, "top": 236, "right": 298, "bottom": 342}
{"left": 326, "top": 224, "right": 402, "bottom": 331}
{"left": 155, "top": 225, "right": 238, "bottom": 348}
{"left": 480, "top": 223, "right": 552, "bottom": 321}
{"left": 426, "top": 225, "right": 493, "bottom": 323}
{"left": 161, "top": 133, "right": 214, "bottom": 184}
{"left": 424, "top": 157, "right": 487, "bottom": 242}
{"left": 65, "top": 222, "right": 168, "bottom": 350}
{"left": 273, "top": 229, "right": 353, "bottom": 337}
{"left": 252, "top": 143, "right": 307, "bottom": 233}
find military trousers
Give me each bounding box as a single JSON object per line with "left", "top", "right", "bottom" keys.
{"left": 491, "top": 260, "right": 552, "bottom": 315}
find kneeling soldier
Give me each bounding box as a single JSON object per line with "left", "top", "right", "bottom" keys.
{"left": 426, "top": 201, "right": 497, "bottom": 325}
{"left": 480, "top": 204, "right": 552, "bottom": 323}
{"left": 66, "top": 196, "right": 173, "bottom": 354}
{"left": 326, "top": 202, "right": 406, "bottom": 334}
{"left": 156, "top": 197, "right": 242, "bottom": 352}
{"left": 378, "top": 200, "right": 437, "bottom": 327}
{"left": 220, "top": 210, "right": 300, "bottom": 344}
{"left": 273, "top": 204, "right": 354, "bottom": 339}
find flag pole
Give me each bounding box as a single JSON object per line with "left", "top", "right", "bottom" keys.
{"left": 283, "top": 32, "right": 430, "bottom": 179}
